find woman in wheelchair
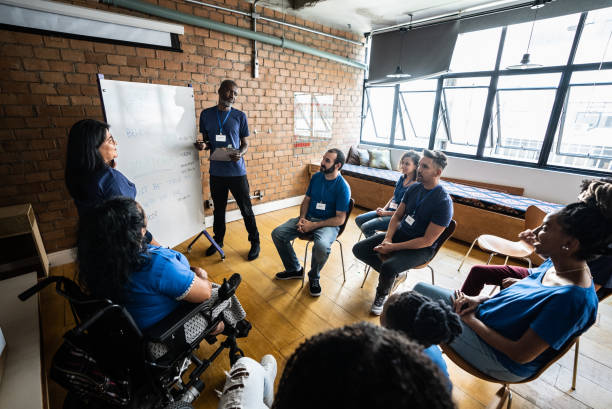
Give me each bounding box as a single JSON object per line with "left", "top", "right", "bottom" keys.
{"left": 77, "top": 196, "right": 222, "bottom": 333}
{"left": 413, "top": 180, "right": 612, "bottom": 382}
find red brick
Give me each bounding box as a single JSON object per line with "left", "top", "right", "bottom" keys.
{"left": 65, "top": 73, "right": 90, "bottom": 84}
{"left": 107, "top": 54, "right": 127, "bottom": 65}
{"left": 40, "top": 71, "right": 66, "bottom": 83}
{"left": 33, "top": 47, "right": 61, "bottom": 60}
{"left": 60, "top": 49, "right": 86, "bottom": 62}
{"left": 2, "top": 44, "right": 33, "bottom": 57}
{"left": 76, "top": 63, "right": 98, "bottom": 73}
{"left": 46, "top": 96, "right": 70, "bottom": 105}
{"left": 9, "top": 71, "right": 39, "bottom": 82}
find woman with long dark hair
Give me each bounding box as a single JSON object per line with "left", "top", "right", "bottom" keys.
{"left": 77, "top": 197, "right": 213, "bottom": 329}
{"left": 414, "top": 179, "right": 612, "bottom": 381}
{"left": 354, "top": 150, "right": 420, "bottom": 238}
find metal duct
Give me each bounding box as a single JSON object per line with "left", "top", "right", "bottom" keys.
{"left": 100, "top": 0, "right": 366, "bottom": 70}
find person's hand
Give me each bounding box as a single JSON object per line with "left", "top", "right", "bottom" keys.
{"left": 453, "top": 290, "right": 485, "bottom": 316}
{"left": 501, "top": 277, "right": 520, "bottom": 289}
{"left": 518, "top": 229, "right": 537, "bottom": 247}
{"left": 190, "top": 266, "right": 209, "bottom": 280}
{"left": 459, "top": 309, "right": 478, "bottom": 327}
{"left": 229, "top": 151, "right": 242, "bottom": 162}
{"left": 194, "top": 140, "right": 210, "bottom": 151}
{"left": 374, "top": 240, "right": 395, "bottom": 254}
{"left": 375, "top": 207, "right": 384, "bottom": 216}
{"left": 299, "top": 219, "right": 316, "bottom": 233}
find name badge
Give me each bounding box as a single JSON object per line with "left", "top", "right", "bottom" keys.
{"left": 405, "top": 215, "right": 415, "bottom": 226}
{"left": 316, "top": 202, "right": 326, "bottom": 211}
{"left": 216, "top": 134, "right": 227, "bottom": 142}
{"left": 388, "top": 201, "right": 397, "bottom": 210}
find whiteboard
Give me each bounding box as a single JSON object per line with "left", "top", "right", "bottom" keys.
{"left": 99, "top": 78, "right": 204, "bottom": 248}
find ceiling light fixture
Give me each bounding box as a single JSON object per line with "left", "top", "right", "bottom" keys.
{"left": 387, "top": 17, "right": 412, "bottom": 79}
{"left": 507, "top": 1, "right": 544, "bottom": 70}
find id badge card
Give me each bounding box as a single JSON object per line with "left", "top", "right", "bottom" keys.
{"left": 404, "top": 214, "right": 415, "bottom": 226}
{"left": 316, "top": 202, "right": 326, "bottom": 211}
{"left": 388, "top": 201, "right": 397, "bottom": 210}
{"left": 216, "top": 134, "right": 227, "bottom": 143}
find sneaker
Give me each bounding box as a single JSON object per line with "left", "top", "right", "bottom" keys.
{"left": 275, "top": 267, "right": 304, "bottom": 280}
{"left": 309, "top": 278, "right": 322, "bottom": 297}
{"left": 371, "top": 293, "right": 388, "bottom": 316}
{"left": 390, "top": 271, "right": 408, "bottom": 294}
{"left": 205, "top": 243, "right": 222, "bottom": 256}
{"left": 260, "top": 354, "right": 277, "bottom": 407}
{"left": 247, "top": 242, "right": 260, "bottom": 261}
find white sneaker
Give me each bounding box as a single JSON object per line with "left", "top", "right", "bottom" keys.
{"left": 260, "top": 354, "right": 277, "bottom": 407}
{"left": 391, "top": 271, "right": 408, "bottom": 294}
{"left": 371, "top": 294, "right": 388, "bottom": 316}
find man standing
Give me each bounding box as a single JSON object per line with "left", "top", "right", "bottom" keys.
{"left": 272, "top": 149, "right": 351, "bottom": 297}
{"left": 352, "top": 150, "right": 453, "bottom": 315}
{"left": 195, "top": 79, "right": 260, "bottom": 260}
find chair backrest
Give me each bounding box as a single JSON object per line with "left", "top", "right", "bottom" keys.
{"left": 337, "top": 198, "right": 355, "bottom": 238}
{"left": 524, "top": 205, "right": 547, "bottom": 231}
{"left": 432, "top": 219, "right": 457, "bottom": 256}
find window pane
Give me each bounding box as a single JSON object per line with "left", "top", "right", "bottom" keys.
{"left": 361, "top": 87, "right": 395, "bottom": 144}
{"left": 434, "top": 80, "right": 489, "bottom": 154}
{"left": 574, "top": 7, "right": 612, "bottom": 64}
{"left": 294, "top": 93, "right": 311, "bottom": 138}
{"left": 548, "top": 79, "right": 612, "bottom": 172}
{"left": 394, "top": 91, "right": 435, "bottom": 149}
{"left": 312, "top": 95, "right": 333, "bottom": 138}
{"left": 501, "top": 13, "right": 579, "bottom": 69}
{"left": 450, "top": 27, "right": 502, "bottom": 72}
{"left": 498, "top": 72, "right": 561, "bottom": 88}
{"left": 399, "top": 78, "right": 437, "bottom": 91}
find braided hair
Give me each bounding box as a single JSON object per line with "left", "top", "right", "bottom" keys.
{"left": 558, "top": 179, "right": 612, "bottom": 260}
{"left": 383, "top": 291, "right": 462, "bottom": 348}
{"left": 272, "top": 322, "right": 455, "bottom": 409}
{"left": 76, "top": 197, "right": 149, "bottom": 302}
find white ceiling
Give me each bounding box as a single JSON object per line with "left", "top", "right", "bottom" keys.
{"left": 252, "top": 0, "right": 530, "bottom": 35}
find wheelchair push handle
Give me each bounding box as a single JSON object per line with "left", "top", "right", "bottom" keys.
{"left": 18, "top": 276, "right": 65, "bottom": 301}
{"left": 218, "top": 273, "right": 241, "bottom": 301}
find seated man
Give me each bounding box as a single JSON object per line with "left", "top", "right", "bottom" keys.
{"left": 353, "top": 150, "right": 453, "bottom": 315}
{"left": 272, "top": 148, "right": 351, "bottom": 297}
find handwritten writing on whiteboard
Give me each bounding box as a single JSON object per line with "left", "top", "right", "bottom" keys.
{"left": 100, "top": 79, "right": 204, "bottom": 248}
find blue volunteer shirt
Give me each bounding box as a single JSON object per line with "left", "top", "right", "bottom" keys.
{"left": 305, "top": 172, "right": 351, "bottom": 220}
{"left": 387, "top": 175, "right": 412, "bottom": 210}
{"left": 395, "top": 183, "right": 453, "bottom": 247}
{"left": 424, "top": 345, "right": 452, "bottom": 391}
{"left": 123, "top": 245, "right": 195, "bottom": 329}
{"left": 477, "top": 259, "right": 598, "bottom": 377}
{"left": 74, "top": 167, "right": 136, "bottom": 217}
{"left": 199, "top": 106, "right": 249, "bottom": 177}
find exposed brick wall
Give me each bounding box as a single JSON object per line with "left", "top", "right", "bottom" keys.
{"left": 0, "top": 0, "right": 365, "bottom": 252}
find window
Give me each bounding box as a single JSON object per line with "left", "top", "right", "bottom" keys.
{"left": 483, "top": 73, "right": 560, "bottom": 162}
{"left": 574, "top": 7, "right": 612, "bottom": 64}
{"left": 434, "top": 78, "right": 490, "bottom": 154}
{"left": 361, "top": 87, "right": 395, "bottom": 144}
{"left": 548, "top": 70, "right": 612, "bottom": 172}
{"left": 294, "top": 93, "right": 333, "bottom": 139}
{"left": 393, "top": 80, "right": 437, "bottom": 149}
{"left": 450, "top": 27, "right": 502, "bottom": 73}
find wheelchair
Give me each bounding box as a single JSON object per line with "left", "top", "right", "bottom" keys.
{"left": 19, "top": 273, "right": 251, "bottom": 409}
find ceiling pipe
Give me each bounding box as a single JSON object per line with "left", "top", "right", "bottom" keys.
{"left": 100, "top": 0, "right": 366, "bottom": 70}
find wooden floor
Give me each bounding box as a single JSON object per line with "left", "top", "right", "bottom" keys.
{"left": 41, "top": 206, "right": 612, "bottom": 409}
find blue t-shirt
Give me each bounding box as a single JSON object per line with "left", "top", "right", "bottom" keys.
{"left": 387, "top": 175, "right": 412, "bottom": 210}
{"left": 476, "top": 259, "right": 598, "bottom": 377}
{"left": 395, "top": 183, "right": 453, "bottom": 247}
{"left": 305, "top": 172, "right": 351, "bottom": 220}
{"left": 199, "top": 106, "right": 249, "bottom": 177}
{"left": 424, "top": 345, "right": 452, "bottom": 391}
{"left": 123, "top": 245, "right": 195, "bottom": 329}
{"left": 73, "top": 167, "right": 136, "bottom": 217}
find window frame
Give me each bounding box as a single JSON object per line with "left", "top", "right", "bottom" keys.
{"left": 360, "top": 11, "right": 612, "bottom": 177}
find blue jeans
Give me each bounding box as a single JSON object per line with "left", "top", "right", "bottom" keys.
{"left": 271, "top": 217, "right": 339, "bottom": 279}
{"left": 413, "top": 282, "right": 526, "bottom": 382}
{"left": 354, "top": 211, "right": 392, "bottom": 238}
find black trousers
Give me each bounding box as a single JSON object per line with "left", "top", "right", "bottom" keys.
{"left": 210, "top": 174, "right": 259, "bottom": 244}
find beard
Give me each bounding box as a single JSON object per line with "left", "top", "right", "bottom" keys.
{"left": 321, "top": 164, "right": 335, "bottom": 174}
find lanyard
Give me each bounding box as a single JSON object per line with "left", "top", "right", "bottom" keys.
{"left": 410, "top": 185, "right": 439, "bottom": 215}
{"left": 216, "top": 108, "right": 231, "bottom": 135}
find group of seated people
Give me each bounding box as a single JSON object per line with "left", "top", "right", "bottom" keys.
{"left": 64, "top": 116, "right": 612, "bottom": 407}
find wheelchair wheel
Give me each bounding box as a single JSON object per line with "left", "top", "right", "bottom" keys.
{"left": 162, "top": 401, "right": 194, "bottom": 409}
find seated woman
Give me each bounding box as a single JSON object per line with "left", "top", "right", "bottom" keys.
{"left": 461, "top": 178, "right": 612, "bottom": 301}
{"left": 354, "top": 151, "right": 420, "bottom": 238}
{"left": 217, "top": 322, "right": 455, "bottom": 409}
{"left": 381, "top": 291, "right": 462, "bottom": 390}
{"left": 77, "top": 197, "right": 218, "bottom": 330}
{"left": 414, "top": 180, "right": 611, "bottom": 382}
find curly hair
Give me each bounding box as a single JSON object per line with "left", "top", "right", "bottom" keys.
{"left": 383, "top": 291, "right": 462, "bottom": 347}
{"left": 65, "top": 119, "right": 110, "bottom": 201}
{"left": 76, "top": 197, "right": 149, "bottom": 302}
{"left": 272, "top": 322, "right": 455, "bottom": 409}
{"left": 557, "top": 179, "right": 612, "bottom": 260}
{"left": 400, "top": 150, "right": 421, "bottom": 181}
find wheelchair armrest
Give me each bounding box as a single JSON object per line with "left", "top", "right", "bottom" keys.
{"left": 144, "top": 300, "right": 212, "bottom": 343}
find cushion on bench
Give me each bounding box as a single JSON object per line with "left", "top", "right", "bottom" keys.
{"left": 340, "top": 164, "right": 562, "bottom": 218}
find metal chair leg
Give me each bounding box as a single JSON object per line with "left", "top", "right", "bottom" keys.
{"left": 428, "top": 265, "right": 435, "bottom": 285}
{"left": 336, "top": 239, "right": 346, "bottom": 283}
{"left": 523, "top": 257, "right": 532, "bottom": 269}
{"left": 486, "top": 252, "right": 497, "bottom": 265}
{"left": 507, "top": 387, "right": 513, "bottom": 409}
{"left": 458, "top": 238, "right": 478, "bottom": 271}
{"left": 301, "top": 241, "right": 311, "bottom": 289}
{"left": 361, "top": 266, "right": 370, "bottom": 288}
{"left": 572, "top": 337, "right": 580, "bottom": 390}
{"left": 503, "top": 255, "right": 509, "bottom": 265}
